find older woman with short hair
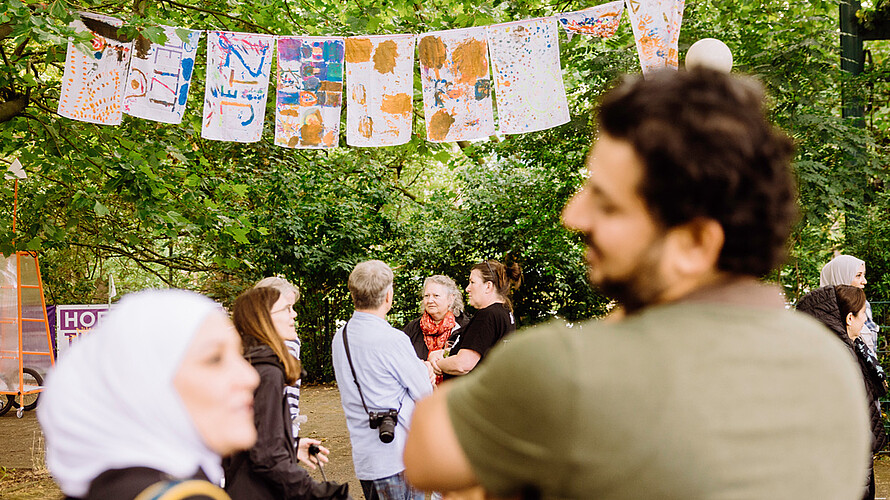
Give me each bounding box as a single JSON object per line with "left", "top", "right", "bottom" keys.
{"left": 402, "top": 275, "right": 470, "bottom": 379}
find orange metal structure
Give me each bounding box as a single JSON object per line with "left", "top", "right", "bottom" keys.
{"left": 0, "top": 251, "right": 56, "bottom": 406}
{"left": 0, "top": 175, "right": 55, "bottom": 414}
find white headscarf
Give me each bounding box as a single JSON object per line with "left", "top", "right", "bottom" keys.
{"left": 820, "top": 255, "right": 865, "bottom": 287}
{"left": 38, "top": 289, "right": 224, "bottom": 498}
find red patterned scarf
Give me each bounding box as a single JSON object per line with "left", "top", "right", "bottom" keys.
{"left": 421, "top": 311, "right": 456, "bottom": 385}
{"left": 421, "top": 311, "right": 456, "bottom": 356}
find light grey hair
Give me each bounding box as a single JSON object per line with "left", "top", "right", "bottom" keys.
{"left": 254, "top": 276, "right": 301, "bottom": 301}
{"left": 349, "top": 260, "right": 394, "bottom": 310}
{"left": 423, "top": 275, "right": 464, "bottom": 316}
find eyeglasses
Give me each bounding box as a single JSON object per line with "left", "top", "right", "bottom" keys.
{"left": 270, "top": 305, "right": 294, "bottom": 315}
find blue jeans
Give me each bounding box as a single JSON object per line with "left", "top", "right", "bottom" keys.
{"left": 360, "top": 472, "right": 423, "bottom": 500}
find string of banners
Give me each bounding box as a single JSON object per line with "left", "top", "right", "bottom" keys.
{"left": 58, "top": 0, "right": 684, "bottom": 148}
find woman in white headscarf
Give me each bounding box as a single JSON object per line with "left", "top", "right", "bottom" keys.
{"left": 38, "top": 289, "right": 260, "bottom": 500}
{"left": 821, "top": 255, "right": 880, "bottom": 355}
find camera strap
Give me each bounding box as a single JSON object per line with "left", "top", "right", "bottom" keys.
{"left": 341, "top": 321, "right": 371, "bottom": 415}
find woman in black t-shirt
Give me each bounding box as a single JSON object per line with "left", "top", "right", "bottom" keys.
{"left": 430, "top": 259, "right": 522, "bottom": 379}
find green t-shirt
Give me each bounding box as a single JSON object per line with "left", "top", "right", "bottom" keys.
{"left": 447, "top": 301, "right": 871, "bottom": 499}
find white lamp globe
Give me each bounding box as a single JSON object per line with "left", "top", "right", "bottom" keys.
{"left": 685, "top": 38, "right": 733, "bottom": 73}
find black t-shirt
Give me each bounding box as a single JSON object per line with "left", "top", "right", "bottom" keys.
{"left": 450, "top": 302, "right": 515, "bottom": 362}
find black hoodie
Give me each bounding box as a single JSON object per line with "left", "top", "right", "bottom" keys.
{"left": 223, "top": 344, "right": 349, "bottom": 500}
{"left": 797, "top": 286, "right": 887, "bottom": 454}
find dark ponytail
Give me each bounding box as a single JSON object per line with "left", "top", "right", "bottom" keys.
{"left": 472, "top": 259, "right": 522, "bottom": 312}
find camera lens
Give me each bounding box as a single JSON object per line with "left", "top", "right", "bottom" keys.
{"left": 378, "top": 416, "right": 396, "bottom": 443}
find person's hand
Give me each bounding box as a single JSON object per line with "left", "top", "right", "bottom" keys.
{"left": 296, "top": 438, "right": 329, "bottom": 470}
{"left": 428, "top": 350, "right": 445, "bottom": 375}
{"left": 424, "top": 360, "right": 436, "bottom": 385}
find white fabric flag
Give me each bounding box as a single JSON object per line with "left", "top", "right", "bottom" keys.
{"left": 556, "top": 1, "right": 624, "bottom": 40}
{"left": 202, "top": 31, "right": 275, "bottom": 143}
{"left": 124, "top": 26, "right": 202, "bottom": 124}
{"left": 58, "top": 13, "right": 133, "bottom": 125}
{"left": 5, "top": 159, "right": 26, "bottom": 180}
{"left": 625, "top": 0, "right": 685, "bottom": 75}
{"left": 418, "top": 27, "right": 494, "bottom": 142}
{"left": 486, "top": 18, "right": 569, "bottom": 135}
{"left": 275, "top": 36, "right": 345, "bottom": 149}
{"left": 345, "top": 35, "right": 416, "bottom": 147}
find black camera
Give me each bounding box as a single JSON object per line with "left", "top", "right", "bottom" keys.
{"left": 369, "top": 409, "right": 399, "bottom": 443}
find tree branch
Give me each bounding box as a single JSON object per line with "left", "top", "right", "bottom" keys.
{"left": 394, "top": 183, "right": 419, "bottom": 202}
{"left": 280, "top": 0, "right": 305, "bottom": 32}
{"left": 159, "top": 0, "right": 270, "bottom": 33}
{"left": 0, "top": 91, "right": 28, "bottom": 123}
{"left": 70, "top": 239, "right": 215, "bottom": 274}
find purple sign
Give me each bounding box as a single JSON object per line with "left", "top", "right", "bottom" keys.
{"left": 55, "top": 305, "right": 111, "bottom": 355}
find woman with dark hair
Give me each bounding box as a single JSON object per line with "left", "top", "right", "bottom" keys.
{"left": 224, "top": 287, "right": 349, "bottom": 500}
{"left": 402, "top": 275, "right": 470, "bottom": 385}
{"left": 430, "top": 260, "right": 522, "bottom": 379}
{"left": 797, "top": 284, "right": 887, "bottom": 500}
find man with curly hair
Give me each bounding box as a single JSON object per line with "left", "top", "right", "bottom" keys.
{"left": 405, "top": 69, "right": 871, "bottom": 499}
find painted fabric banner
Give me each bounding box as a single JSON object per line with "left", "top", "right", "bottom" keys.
{"left": 275, "top": 37, "right": 345, "bottom": 149}
{"left": 58, "top": 13, "right": 133, "bottom": 125}
{"left": 557, "top": 1, "right": 624, "bottom": 39}
{"left": 625, "top": 0, "right": 685, "bottom": 74}
{"left": 418, "top": 27, "right": 494, "bottom": 142}
{"left": 345, "top": 35, "right": 416, "bottom": 147}
{"left": 123, "top": 26, "right": 202, "bottom": 124}
{"left": 486, "top": 18, "right": 569, "bottom": 135}
{"left": 202, "top": 31, "right": 275, "bottom": 143}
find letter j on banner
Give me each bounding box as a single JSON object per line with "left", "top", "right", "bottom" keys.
{"left": 202, "top": 31, "right": 275, "bottom": 143}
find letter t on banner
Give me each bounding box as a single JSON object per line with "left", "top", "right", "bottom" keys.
{"left": 625, "top": 0, "right": 685, "bottom": 76}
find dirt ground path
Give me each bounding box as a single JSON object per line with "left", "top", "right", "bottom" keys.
{"left": 4, "top": 383, "right": 890, "bottom": 499}
{"left": 299, "top": 383, "right": 362, "bottom": 495}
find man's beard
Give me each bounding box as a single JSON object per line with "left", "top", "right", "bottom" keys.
{"left": 588, "top": 234, "right": 670, "bottom": 314}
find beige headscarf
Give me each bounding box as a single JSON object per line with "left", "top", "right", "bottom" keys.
{"left": 820, "top": 255, "right": 865, "bottom": 287}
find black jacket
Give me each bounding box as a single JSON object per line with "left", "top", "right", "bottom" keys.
{"left": 402, "top": 312, "right": 471, "bottom": 360}
{"left": 223, "top": 345, "right": 349, "bottom": 500}
{"left": 74, "top": 467, "right": 226, "bottom": 500}
{"left": 797, "top": 286, "right": 887, "bottom": 453}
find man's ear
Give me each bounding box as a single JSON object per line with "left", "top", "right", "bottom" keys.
{"left": 666, "top": 218, "right": 725, "bottom": 277}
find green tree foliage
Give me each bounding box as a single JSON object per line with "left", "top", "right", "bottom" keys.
{"left": 682, "top": 0, "right": 889, "bottom": 301}
{"left": 2, "top": 0, "right": 889, "bottom": 380}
